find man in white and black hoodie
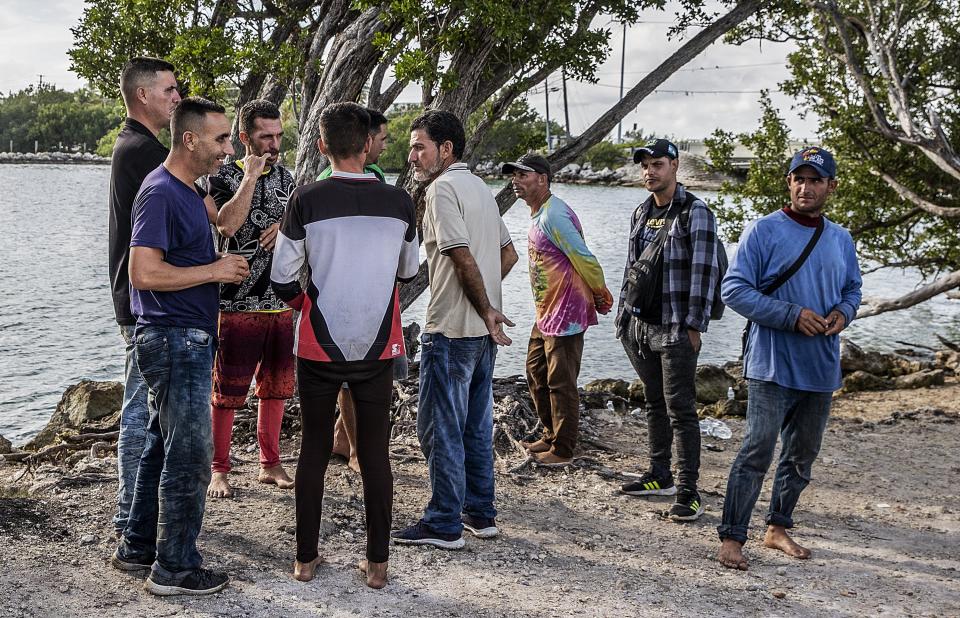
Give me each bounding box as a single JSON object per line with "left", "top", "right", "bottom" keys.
{"left": 271, "top": 102, "right": 419, "bottom": 589}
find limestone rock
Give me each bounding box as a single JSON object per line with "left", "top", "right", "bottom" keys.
{"left": 842, "top": 370, "right": 892, "bottom": 393}
{"left": 722, "top": 361, "right": 744, "bottom": 380}
{"left": 893, "top": 369, "right": 945, "bottom": 390}
{"left": 582, "top": 379, "right": 630, "bottom": 399}
{"left": 25, "top": 380, "right": 123, "bottom": 450}
{"left": 700, "top": 398, "right": 747, "bottom": 418}
{"left": 695, "top": 365, "right": 735, "bottom": 404}
{"left": 628, "top": 379, "right": 645, "bottom": 403}
{"left": 840, "top": 339, "right": 895, "bottom": 375}
{"left": 935, "top": 351, "right": 960, "bottom": 372}
{"left": 0, "top": 433, "right": 11, "bottom": 454}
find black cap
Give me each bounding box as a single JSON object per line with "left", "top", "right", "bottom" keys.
{"left": 633, "top": 138, "right": 679, "bottom": 164}
{"left": 502, "top": 153, "right": 552, "bottom": 179}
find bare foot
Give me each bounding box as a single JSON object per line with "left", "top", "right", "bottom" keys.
{"left": 358, "top": 559, "right": 388, "bottom": 589}
{"left": 332, "top": 429, "right": 350, "bottom": 460}
{"left": 347, "top": 456, "right": 361, "bottom": 474}
{"left": 533, "top": 451, "right": 573, "bottom": 467}
{"left": 763, "top": 525, "right": 812, "bottom": 559}
{"left": 258, "top": 465, "right": 295, "bottom": 489}
{"left": 207, "top": 472, "right": 234, "bottom": 498}
{"left": 718, "top": 538, "right": 749, "bottom": 570}
{"left": 293, "top": 556, "right": 322, "bottom": 582}
{"left": 520, "top": 439, "right": 551, "bottom": 454}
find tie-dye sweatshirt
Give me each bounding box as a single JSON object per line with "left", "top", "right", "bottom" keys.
{"left": 527, "top": 195, "right": 607, "bottom": 336}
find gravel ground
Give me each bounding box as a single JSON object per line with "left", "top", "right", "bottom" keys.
{"left": 1, "top": 382, "right": 959, "bottom": 617}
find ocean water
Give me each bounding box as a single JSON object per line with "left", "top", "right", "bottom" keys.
{"left": 1, "top": 164, "right": 958, "bottom": 443}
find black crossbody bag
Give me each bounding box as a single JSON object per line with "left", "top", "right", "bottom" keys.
{"left": 740, "top": 216, "right": 825, "bottom": 370}
{"left": 623, "top": 200, "right": 683, "bottom": 319}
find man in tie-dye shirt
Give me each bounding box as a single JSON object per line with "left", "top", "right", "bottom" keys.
{"left": 503, "top": 154, "right": 613, "bottom": 466}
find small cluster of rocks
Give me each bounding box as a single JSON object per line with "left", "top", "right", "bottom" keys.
{"left": 580, "top": 337, "right": 960, "bottom": 419}
{"left": 473, "top": 152, "right": 733, "bottom": 190}
{"left": 839, "top": 339, "right": 954, "bottom": 393}
{"left": 0, "top": 151, "right": 109, "bottom": 164}
{"left": 4, "top": 336, "right": 956, "bottom": 457}
{"left": 582, "top": 361, "right": 746, "bottom": 419}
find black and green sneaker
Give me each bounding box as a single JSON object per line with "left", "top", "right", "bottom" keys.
{"left": 619, "top": 471, "right": 677, "bottom": 496}
{"left": 669, "top": 489, "right": 705, "bottom": 522}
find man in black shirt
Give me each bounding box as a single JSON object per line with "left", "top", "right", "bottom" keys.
{"left": 108, "top": 57, "right": 181, "bottom": 537}
{"left": 205, "top": 100, "right": 297, "bottom": 498}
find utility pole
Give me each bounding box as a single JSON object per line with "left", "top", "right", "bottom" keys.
{"left": 544, "top": 76, "right": 552, "bottom": 153}
{"left": 561, "top": 68, "right": 571, "bottom": 140}
{"left": 37, "top": 74, "right": 44, "bottom": 88}
{"left": 617, "top": 23, "right": 626, "bottom": 144}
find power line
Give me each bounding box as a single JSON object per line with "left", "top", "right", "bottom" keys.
{"left": 596, "top": 61, "right": 786, "bottom": 76}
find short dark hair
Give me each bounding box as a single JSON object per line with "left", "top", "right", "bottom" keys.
{"left": 410, "top": 110, "right": 465, "bottom": 160}
{"left": 170, "top": 97, "right": 227, "bottom": 148}
{"left": 366, "top": 108, "right": 388, "bottom": 133}
{"left": 120, "top": 57, "right": 176, "bottom": 105}
{"left": 319, "top": 102, "right": 371, "bottom": 159}
{"left": 239, "top": 99, "right": 282, "bottom": 135}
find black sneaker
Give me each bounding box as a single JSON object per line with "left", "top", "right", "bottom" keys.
{"left": 391, "top": 521, "right": 465, "bottom": 550}
{"left": 144, "top": 568, "right": 229, "bottom": 596}
{"left": 619, "top": 471, "right": 677, "bottom": 496}
{"left": 462, "top": 514, "right": 498, "bottom": 539}
{"left": 111, "top": 549, "right": 154, "bottom": 572}
{"left": 669, "top": 489, "right": 705, "bottom": 522}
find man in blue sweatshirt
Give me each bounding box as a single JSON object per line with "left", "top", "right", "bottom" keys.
{"left": 717, "top": 147, "right": 861, "bottom": 571}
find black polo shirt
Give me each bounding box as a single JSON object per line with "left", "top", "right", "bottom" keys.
{"left": 108, "top": 118, "right": 168, "bottom": 325}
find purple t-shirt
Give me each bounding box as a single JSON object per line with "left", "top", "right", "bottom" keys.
{"left": 129, "top": 165, "right": 218, "bottom": 335}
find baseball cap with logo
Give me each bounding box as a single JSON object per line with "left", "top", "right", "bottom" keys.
{"left": 787, "top": 146, "right": 836, "bottom": 179}
{"left": 633, "top": 138, "right": 679, "bottom": 163}
{"left": 502, "top": 153, "right": 552, "bottom": 180}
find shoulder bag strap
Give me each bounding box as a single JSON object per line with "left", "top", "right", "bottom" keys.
{"left": 760, "top": 215, "right": 825, "bottom": 295}
{"left": 741, "top": 215, "right": 826, "bottom": 363}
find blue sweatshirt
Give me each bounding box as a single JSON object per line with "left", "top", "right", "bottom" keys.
{"left": 721, "top": 210, "right": 862, "bottom": 392}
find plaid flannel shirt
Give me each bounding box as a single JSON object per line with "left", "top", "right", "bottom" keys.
{"left": 615, "top": 184, "right": 720, "bottom": 342}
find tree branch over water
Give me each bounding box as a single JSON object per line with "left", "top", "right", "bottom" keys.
{"left": 399, "top": 0, "right": 768, "bottom": 310}
{"left": 858, "top": 270, "right": 960, "bottom": 319}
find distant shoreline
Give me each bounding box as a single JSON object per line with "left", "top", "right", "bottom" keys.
{"left": 0, "top": 152, "right": 109, "bottom": 165}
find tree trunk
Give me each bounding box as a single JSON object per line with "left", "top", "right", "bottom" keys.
{"left": 294, "top": 7, "right": 402, "bottom": 184}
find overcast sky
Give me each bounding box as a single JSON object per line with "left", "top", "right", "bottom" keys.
{"left": 0, "top": 1, "right": 819, "bottom": 140}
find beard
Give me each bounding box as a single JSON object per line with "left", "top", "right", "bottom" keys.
{"left": 413, "top": 157, "right": 445, "bottom": 182}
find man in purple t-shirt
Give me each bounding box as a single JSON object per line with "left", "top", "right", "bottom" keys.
{"left": 111, "top": 97, "right": 248, "bottom": 597}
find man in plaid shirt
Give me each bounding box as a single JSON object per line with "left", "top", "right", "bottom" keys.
{"left": 615, "top": 139, "right": 721, "bottom": 522}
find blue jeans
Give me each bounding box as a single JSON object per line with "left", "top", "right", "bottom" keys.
{"left": 118, "top": 326, "right": 215, "bottom": 582}
{"left": 718, "top": 379, "right": 832, "bottom": 544}
{"left": 114, "top": 324, "right": 150, "bottom": 534}
{"left": 417, "top": 333, "right": 497, "bottom": 535}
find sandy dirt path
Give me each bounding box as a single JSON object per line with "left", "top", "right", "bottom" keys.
{"left": 1, "top": 384, "right": 959, "bottom": 617}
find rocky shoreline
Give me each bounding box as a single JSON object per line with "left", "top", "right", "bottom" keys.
{"left": 0, "top": 151, "right": 734, "bottom": 191}
{"left": 474, "top": 151, "right": 735, "bottom": 191}
{"left": 2, "top": 337, "right": 955, "bottom": 460}
{"left": 0, "top": 151, "right": 110, "bottom": 164}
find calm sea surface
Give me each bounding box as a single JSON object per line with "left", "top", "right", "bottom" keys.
{"left": 2, "top": 164, "right": 958, "bottom": 443}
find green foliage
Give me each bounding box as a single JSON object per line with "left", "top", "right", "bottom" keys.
{"left": 725, "top": 0, "right": 960, "bottom": 278}
{"left": 376, "top": 100, "right": 561, "bottom": 171}
{"left": 0, "top": 84, "right": 123, "bottom": 152}
{"left": 69, "top": 0, "right": 301, "bottom": 100}
{"left": 579, "top": 140, "right": 628, "bottom": 170}
{"left": 705, "top": 91, "right": 791, "bottom": 242}
{"left": 467, "top": 100, "right": 558, "bottom": 164}
{"left": 379, "top": 105, "right": 427, "bottom": 173}
{"left": 368, "top": 0, "right": 649, "bottom": 98}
